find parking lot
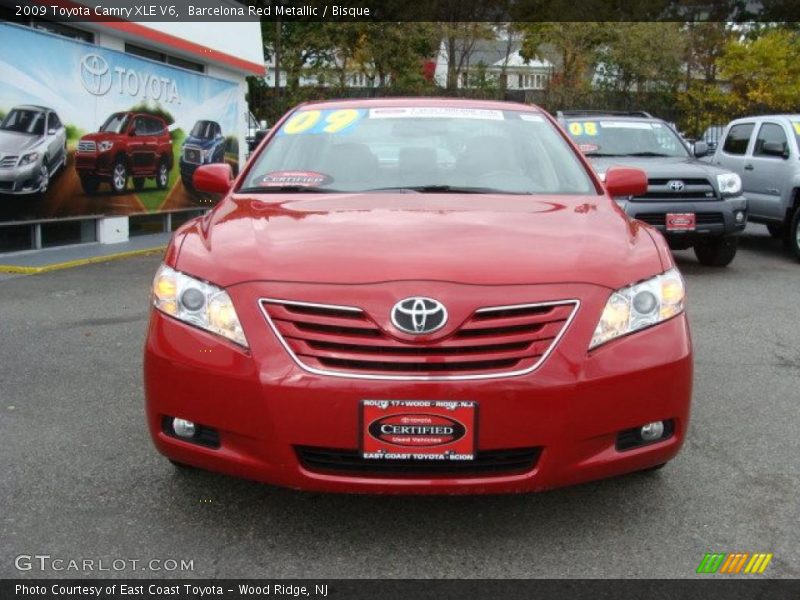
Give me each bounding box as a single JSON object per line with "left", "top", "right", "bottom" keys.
{"left": 0, "top": 223, "right": 798, "bottom": 579}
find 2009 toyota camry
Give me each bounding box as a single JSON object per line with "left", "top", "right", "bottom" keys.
{"left": 144, "top": 98, "right": 692, "bottom": 494}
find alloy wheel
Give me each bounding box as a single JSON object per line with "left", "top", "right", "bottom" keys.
{"left": 113, "top": 163, "right": 126, "bottom": 191}
{"left": 39, "top": 163, "right": 49, "bottom": 194}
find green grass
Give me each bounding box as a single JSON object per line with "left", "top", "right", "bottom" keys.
{"left": 135, "top": 129, "right": 185, "bottom": 213}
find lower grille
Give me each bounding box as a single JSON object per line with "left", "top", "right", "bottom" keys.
{"left": 637, "top": 213, "right": 725, "bottom": 227}
{"left": 297, "top": 446, "right": 541, "bottom": 477}
{"left": 261, "top": 298, "right": 578, "bottom": 379}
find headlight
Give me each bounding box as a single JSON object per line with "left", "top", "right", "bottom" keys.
{"left": 152, "top": 264, "right": 248, "bottom": 347}
{"left": 590, "top": 268, "right": 685, "bottom": 349}
{"left": 98, "top": 141, "right": 113, "bottom": 152}
{"left": 717, "top": 173, "right": 741, "bottom": 196}
{"left": 18, "top": 152, "right": 39, "bottom": 166}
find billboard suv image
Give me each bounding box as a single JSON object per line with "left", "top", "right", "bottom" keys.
{"left": 180, "top": 120, "right": 226, "bottom": 190}
{"left": 75, "top": 112, "right": 173, "bottom": 194}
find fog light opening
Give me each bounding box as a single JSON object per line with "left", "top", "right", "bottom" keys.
{"left": 735, "top": 211, "right": 746, "bottom": 223}
{"left": 172, "top": 418, "right": 196, "bottom": 439}
{"left": 640, "top": 421, "right": 665, "bottom": 441}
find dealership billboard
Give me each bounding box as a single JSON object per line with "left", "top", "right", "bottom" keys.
{"left": 0, "top": 22, "right": 242, "bottom": 222}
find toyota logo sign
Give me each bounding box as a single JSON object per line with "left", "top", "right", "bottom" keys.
{"left": 81, "top": 53, "right": 112, "bottom": 96}
{"left": 391, "top": 297, "right": 448, "bottom": 335}
{"left": 667, "top": 180, "right": 685, "bottom": 192}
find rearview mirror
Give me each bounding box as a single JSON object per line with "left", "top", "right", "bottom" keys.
{"left": 693, "top": 141, "right": 709, "bottom": 157}
{"left": 605, "top": 167, "right": 648, "bottom": 197}
{"left": 193, "top": 163, "right": 233, "bottom": 195}
{"left": 761, "top": 141, "right": 789, "bottom": 158}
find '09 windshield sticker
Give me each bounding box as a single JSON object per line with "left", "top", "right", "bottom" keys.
{"left": 278, "top": 109, "right": 366, "bottom": 136}
{"left": 567, "top": 121, "right": 598, "bottom": 136}
{"left": 793, "top": 122, "right": 800, "bottom": 135}
{"left": 258, "top": 171, "right": 332, "bottom": 187}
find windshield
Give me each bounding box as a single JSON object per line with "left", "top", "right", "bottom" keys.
{"left": 100, "top": 113, "right": 129, "bottom": 134}
{"left": 565, "top": 118, "right": 690, "bottom": 158}
{"left": 191, "top": 121, "right": 215, "bottom": 138}
{"left": 0, "top": 109, "right": 45, "bottom": 135}
{"left": 240, "top": 107, "right": 596, "bottom": 195}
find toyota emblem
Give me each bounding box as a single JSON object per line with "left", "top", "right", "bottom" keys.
{"left": 667, "top": 180, "right": 685, "bottom": 192}
{"left": 391, "top": 297, "right": 448, "bottom": 335}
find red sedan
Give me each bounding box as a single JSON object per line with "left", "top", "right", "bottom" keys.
{"left": 144, "top": 98, "right": 692, "bottom": 494}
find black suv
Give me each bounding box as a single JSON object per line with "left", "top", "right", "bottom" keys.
{"left": 559, "top": 111, "right": 747, "bottom": 266}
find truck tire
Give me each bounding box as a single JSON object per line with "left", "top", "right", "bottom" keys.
{"left": 694, "top": 237, "right": 738, "bottom": 267}
{"left": 111, "top": 157, "right": 128, "bottom": 193}
{"left": 80, "top": 176, "right": 99, "bottom": 195}
{"left": 789, "top": 208, "right": 800, "bottom": 261}
{"left": 155, "top": 158, "right": 169, "bottom": 190}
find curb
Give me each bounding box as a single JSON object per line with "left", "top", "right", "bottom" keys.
{"left": 0, "top": 246, "right": 165, "bottom": 274}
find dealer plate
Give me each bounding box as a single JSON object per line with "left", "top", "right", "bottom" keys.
{"left": 361, "top": 400, "right": 477, "bottom": 461}
{"left": 666, "top": 213, "right": 696, "bottom": 231}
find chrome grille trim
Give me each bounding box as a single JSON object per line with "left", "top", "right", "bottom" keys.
{"left": 259, "top": 297, "right": 580, "bottom": 381}
{"left": 77, "top": 141, "right": 96, "bottom": 153}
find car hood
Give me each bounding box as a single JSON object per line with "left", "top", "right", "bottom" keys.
{"left": 587, "top": 155, "right": 730, "bottom": 183}
{"left": 174, "top": 193, "right": 664, "bottom": 289}
{"left": 0, "top": 130, "right": 43, "bottom": 154}
{"left": 183, "top": 135, "right": 214, "bottom": 148}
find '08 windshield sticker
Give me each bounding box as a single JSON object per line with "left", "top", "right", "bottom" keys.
{"left": 278, "top": 108, "right": 366, "bottom": 136}
{"left": 793, "top": 122, "right": 800, "bottom": 135}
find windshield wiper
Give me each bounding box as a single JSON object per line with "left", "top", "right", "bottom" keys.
{"left": 583, "top": 152, "right": 626, "bottom": 157}
{"left": 236, "top": 186, "right": 342, "bottom": 194}
{"left": 367, "top": 185, "right": 524, "bottom": 195}
{"left": 622, "top": 152, "right": 673, "bottom": 157}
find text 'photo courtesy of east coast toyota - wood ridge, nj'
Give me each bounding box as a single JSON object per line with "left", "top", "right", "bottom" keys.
{"left": 0, "top": 0, "right": 799, "bottom": 598}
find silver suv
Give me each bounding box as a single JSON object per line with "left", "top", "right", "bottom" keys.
{"left": 713, "top": 115, "right": 800, "bottom": 260}
{"left": 0, "top": 105, "right": 67, "bottom": 197}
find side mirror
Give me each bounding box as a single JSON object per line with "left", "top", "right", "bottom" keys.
{"left": 693, "top": 141, "right": 709, "bottom": 157}
{"left": 761, "top": 141, "right": 789, "bottom": 159}
{"left": 48, "top": 128, "right": 56, "bottom": 136}
{"left": 605, "top": 167, "right": 648, "bottom": 197}
{"left": 193, "top": 163, "right": 233, "bottom": 194}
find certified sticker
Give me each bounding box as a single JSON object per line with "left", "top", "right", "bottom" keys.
{"left": 258, "top": 171, "right": 332, "bottom": 187}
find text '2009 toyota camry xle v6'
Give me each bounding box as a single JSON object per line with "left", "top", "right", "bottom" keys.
{"left": 144, "top": 98, "right": 693, "bottom": 494}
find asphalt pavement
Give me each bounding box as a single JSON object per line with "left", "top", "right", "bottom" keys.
{"left": 0, "top": 223, "right": 798, "bottom": 579}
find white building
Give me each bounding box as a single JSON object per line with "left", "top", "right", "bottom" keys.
{"left": 433, "top": 39, "right": 553, "bottom": 90}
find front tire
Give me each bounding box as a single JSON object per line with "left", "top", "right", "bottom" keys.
{"left": 694, "top": 237, "right": 738, "bottom": 267}
{"left": 155, "top": 158, "right": 169, "bottom": 190}
{"left": 36, "top": 159, "right": 50, "bottom": 198}
{"left": 788, "top": 208, "right": 800, "bottom": 262}
{"left": 111, "top": 158, "right": 128, "bottom": 193}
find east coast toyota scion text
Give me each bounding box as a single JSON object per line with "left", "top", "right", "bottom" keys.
{"left": 144, "top": 98, "right": 693, "bottom": 494}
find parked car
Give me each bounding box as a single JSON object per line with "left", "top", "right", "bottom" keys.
{"left": 246, "top": 111, "right": 268, "bottom": 155}
{"left": 144, "top": 98, "right": 692, "bottom": 495}
{"left": 712, "top": 115, "right": 800, "bottom": 260}
{"left": 559, "top": 110, "right": 747, "bottom": 267}
{"left": 180, "top": 120, "right": 226, "bottom": 190}
{"left": 0, "top": 105, "right": 66, "bottom": 197}
{"left": 75, "top": 112, "right": 173, "bottom": 194}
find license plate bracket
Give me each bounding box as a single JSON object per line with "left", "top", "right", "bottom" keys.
{"left": 360, "top": 400, "right": 477, "bottom": 461}
{"left": 666, "top": 213, "right": 696, "bottom": 231}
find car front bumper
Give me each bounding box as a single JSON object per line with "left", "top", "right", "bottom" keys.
{"left": 144, "top": 282, "right": 693, "bottom": 494}
{"left": 0, "top": 161, "right": 42, "bottom": 195}
{"left": 621, "top": 197, "right": 747, "bottom": 243}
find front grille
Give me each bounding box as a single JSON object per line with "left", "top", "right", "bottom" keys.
{"left": 261, "top": 298, "right": 578, "bottom": 379}
{"left": 183, "top": 146, "right": 202, "bottom": 165}
{"left": 637, "top": 212, "right": 725, "bottom": 227}
{"left": 77, "top": 141, "right": 96, "bottom": 153}
{"left": 297, "top": 446, "right": 542, "bottom": 477}
{"left": 636, "top": 178, "right": 717, "bottom": 201}
{"left": 0, "top": 155, "right": 19, "bottom": 168}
